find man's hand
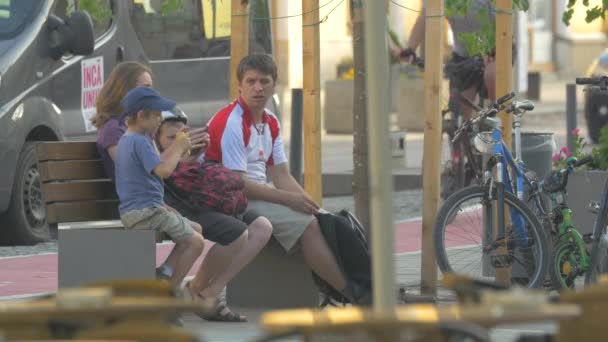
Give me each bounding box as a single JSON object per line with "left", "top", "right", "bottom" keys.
{"left": 400, "top": 47, "right": 417, "bottom": 64}
{"left": 286, "top": 192, "right": 320, "bottom": 215}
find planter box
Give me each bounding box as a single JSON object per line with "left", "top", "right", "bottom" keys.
{"left": 397, "top": 77, "right": 449, "bottom": 132}
{"left": 566, "top": 170, "right": 608, "bottom": 236}
{"left": 324, "top": 79, "right": 354, "bottom": 134}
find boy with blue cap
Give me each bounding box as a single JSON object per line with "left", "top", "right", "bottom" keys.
{"left": 115, "top": 87, "right": 205, "bottom": 286}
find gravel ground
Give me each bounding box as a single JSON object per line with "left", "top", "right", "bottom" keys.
{"left": 0, "top": 242, "right": 58, "bottom": 258}
{"left": 0, "top": 189, "right": 423, "bottom": 258}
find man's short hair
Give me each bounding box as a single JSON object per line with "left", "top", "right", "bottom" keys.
{"left": 237, "top": 54, "right": 278, "bottom": 83}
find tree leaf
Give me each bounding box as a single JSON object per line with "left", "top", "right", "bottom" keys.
{"left": 562, "top": 9, "right": 574, "bottom": 25}
{"left": 585, "top": 6, "right": 604, "bottom": 22}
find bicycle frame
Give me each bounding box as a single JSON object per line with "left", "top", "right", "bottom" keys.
{"left": 586, "top": 177, "right": 608, "bottom": 283}
{"left": 486, "top": 119, "right": 535, "bottom": 247}
{"left": 554, "top": 203, "right": 590, "bottom": 270}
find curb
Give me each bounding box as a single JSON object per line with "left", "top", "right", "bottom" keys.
{"left": 322, "top": 173, "right": 422, "bottom": 197}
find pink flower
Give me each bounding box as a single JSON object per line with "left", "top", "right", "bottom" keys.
{"left": 560, "top": 146, "right": 569, "bottom": 154}
{"left": 567, "top": 152, "right": 573, "bottom": 158}
{"left": 552, "top": 154, "right": 561, "bottom": 162}
{"left": 572, "top": 128, "right": 580, "bottom": 136}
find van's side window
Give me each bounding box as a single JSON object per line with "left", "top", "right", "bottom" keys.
{"left": 129, "top": 0, "right": 231, "bottom": 60}
{"left": 78, "top": 0, "right": 113, "bottom": 39}
{"left": 54, "top": 0, "right": 113, "bottom": 39}
{"left": 52, "top": 0, "right": 77, "bottom": 22}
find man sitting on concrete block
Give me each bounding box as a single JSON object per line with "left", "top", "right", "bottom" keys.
{"left": 205, "top": 54, "right": 369, "bottom": 305}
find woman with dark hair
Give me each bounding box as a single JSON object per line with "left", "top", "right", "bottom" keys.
{"left": 93, "top": 61, "right": 153, "bottom": 181}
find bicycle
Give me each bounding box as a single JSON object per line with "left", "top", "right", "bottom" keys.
{"left": 575, "top": 75, "right": 608, "bottom": 285}
{"left": 407, "top": 56, "right": 487, "bottom": 200}
{"left": 542, "top": 156, "right": 594, "bottom": 290}
{"left": 433, "top": 93, "right": 550, "bottom": 288}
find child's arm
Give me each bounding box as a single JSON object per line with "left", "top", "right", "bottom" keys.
{"left": 154, "top": 133, "right": 192, "bottom": 178}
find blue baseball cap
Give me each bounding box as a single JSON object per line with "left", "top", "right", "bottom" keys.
{"left": 120, "top": 87, "right": 176, "bottom": 118}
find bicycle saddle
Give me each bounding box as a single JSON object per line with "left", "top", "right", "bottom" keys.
{"left": 543, "top": 170, "right": 566, "bottom": 193}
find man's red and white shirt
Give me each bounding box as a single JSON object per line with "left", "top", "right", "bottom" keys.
{"left": 205, "top": 98, "right": 287, "bottom": 183}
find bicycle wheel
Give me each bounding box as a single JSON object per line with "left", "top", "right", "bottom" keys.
{"left": 585, "top": 235, "right": 608, "bottom": 285}
{"left": 550, "top": 242, "right": 585, "bottom": 290}
{"left": 434, "top": 185, "right": 549, "bottom": 288}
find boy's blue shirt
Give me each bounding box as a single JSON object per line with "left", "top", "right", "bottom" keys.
{"left": 115, "top": 131, "right": 164, "bottom": 214}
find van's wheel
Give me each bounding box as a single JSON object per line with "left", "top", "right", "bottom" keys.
{"left": 0, "top": 142, "right": 51, "bottom": 245}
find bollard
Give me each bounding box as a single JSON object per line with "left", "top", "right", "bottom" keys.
{"left": 290, "top": 89, "right": 303, "bottom": 184}
{"left": 566, "top": 84, "right": 577, "bottom": 153}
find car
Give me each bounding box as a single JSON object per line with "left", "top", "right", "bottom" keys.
{"left": 0, "top": 0, "right": 272, "bottom": 245}
{"left": 583, "top": 48, "right": 608, "bottom": 144}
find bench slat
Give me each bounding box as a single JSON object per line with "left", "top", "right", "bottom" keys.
{"left": 36, "top": 141, "right": 99, "bottom": 161}
{"left": 43, "top": 181, "right": 118, "bottom": 202}
{"left": 39, "top": 160, "right": 107, "bottom": 182}
{"left": 47, "top": 201, "right": 120, "bottom": 223}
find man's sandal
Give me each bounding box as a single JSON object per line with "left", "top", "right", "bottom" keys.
{"left": 200, "top": 300, "right": 247, "bottom": 322}
{"left": 186, "top": 281, "right": 247, "bottom": 322}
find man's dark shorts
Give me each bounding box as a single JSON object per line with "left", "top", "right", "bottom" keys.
{"left": 183, "top": 207, "right": 262, "bottom": 246}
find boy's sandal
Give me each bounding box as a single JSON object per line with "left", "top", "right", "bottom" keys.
{"left": 185, "top": 281, "right": 247, "bottom": 322}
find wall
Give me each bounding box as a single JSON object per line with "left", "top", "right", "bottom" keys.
{"left": 554, "top": 0, "right": 607, "bottom": 79}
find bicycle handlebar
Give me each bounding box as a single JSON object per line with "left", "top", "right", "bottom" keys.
{"left": 572, "top": 155, "right": 594, "bottom": 168}
{"left": 544, "top": 155, "right": 594, "bottom": 193}
{"left": 576, "top": 76, "right": 608, "bottom": 90}
{"left": 495, "top": 92, "right": 515, "bottom": 106}
{"left": 576, "top": 77, "right": 599, "bottom": 85}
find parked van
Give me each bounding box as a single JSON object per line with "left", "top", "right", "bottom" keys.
{"left": 0, "top": 0, "right": 272, "bottom": 244}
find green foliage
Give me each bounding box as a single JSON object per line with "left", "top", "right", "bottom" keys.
{"left": 562, "top": 0, "right": 606, "bottom": 25}
{"left": 445, "top": 0, "right": 528, "bottom": 57}
{"left": 553, "top": 127, "right": 608, "bottom": 171}
{"left": 161, "top": 0, "right": 185, "bottom": 16}
{"left": 79, "top": 0, "right": 112, "bottom": 24}
{"left": 552, "top": 128, "right": 591, "bottom": 169}
{"left": 449, "top": 0, "right": 605, "bottom": 56}
{"left": 592, "top": 126, "right": 608, "bottom": 170}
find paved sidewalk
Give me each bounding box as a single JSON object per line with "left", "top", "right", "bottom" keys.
{"left": 0, "top": 219, "right": 425, "bottom": 298}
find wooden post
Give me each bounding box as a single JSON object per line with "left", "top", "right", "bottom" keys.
{"left": 420, "top": 0, "right": 444, "bottom": 295}
{"left": 495, "top": 0, "right": 513, "bottom": 285}
{"left": 363, "top": 0, "right": 396, "bottom": 312}
{"left": 272, "top": 1, "right": 290, "bottom": 89}
{"left": 302, "top": 0, "right": 322, "bottom": 204}
{"left": 230, "top": 0, "right": 249, "bottom": 100}
{"left": 351, "top": 0, "right": 371, "bottom": 234}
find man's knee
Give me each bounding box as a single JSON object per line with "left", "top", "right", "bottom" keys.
{"left": 250, "top": 217, "right": 272, "bottom": 241}
{"left": 231, "top": 229, "right": 249, "bottom": 247}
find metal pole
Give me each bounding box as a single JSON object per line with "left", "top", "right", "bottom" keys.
{"left": 290, "top": 88, "right": 303, "bottom": 183}
{"left": 363, "top": 0, "right": 396, "bottom": 312}
{"left": 566, "top": 84, "right": 577, "bottom": 153}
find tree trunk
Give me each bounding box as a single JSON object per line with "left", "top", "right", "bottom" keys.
{"left": 350, "top": 0, "right": 370, "bottom": 236}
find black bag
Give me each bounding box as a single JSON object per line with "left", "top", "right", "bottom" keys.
{"left": 313, "top": 210, "right": 372, "bottom": 306}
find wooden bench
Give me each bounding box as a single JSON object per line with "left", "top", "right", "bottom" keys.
{"left": 36, "top": 141, "right": 157, "bottom": 288}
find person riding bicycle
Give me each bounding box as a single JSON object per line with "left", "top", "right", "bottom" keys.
{"left": 392, "top": 0, "right": 503, "bottom": 120}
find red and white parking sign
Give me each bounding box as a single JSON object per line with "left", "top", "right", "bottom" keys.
{"left": 81, "top": 56, "right": 104, "bottom": 132}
